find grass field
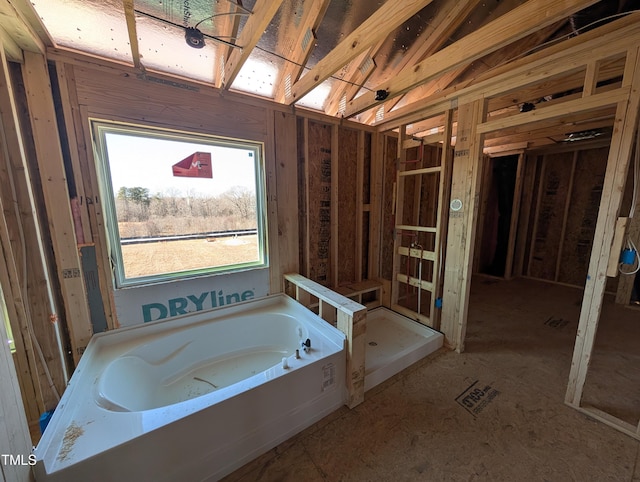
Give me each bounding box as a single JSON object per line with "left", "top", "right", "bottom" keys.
{"left": 121, "top": 235, "right": 259, "bottom": 278}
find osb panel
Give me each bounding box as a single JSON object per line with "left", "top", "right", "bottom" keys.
{"left": 529, "top": 152, "right": 573, "bottom": 280}
{"left": 71, "top": 66, "right": 269, "bottom": 141}
{"left": 557, "top": 147, "right": 608, "bottom": 286}
{"left": 381, "top": 135, "right": 397, "bottom": 281}
{"left": 338, "top": 127, "right": 358, "bottom": 285}
{"left": 307, "top": 121, "right": 332, "bottom": 285}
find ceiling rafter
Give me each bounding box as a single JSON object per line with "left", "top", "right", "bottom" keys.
{"left": 287, "top": 0, "right": 436, "bottom": 105}
{"left": 222, "top": 0, "right": 285, "bottom": 89}
{"left": 122, "top": 0, "right": 142, "bottom": 71}
{"left": 345, "top": 0, "right": 600, "bottom": 119}
{"left": 213, "top": 0, "right": 244, "bottom": 89}
{"left": 361, "top": 0, "right": 482, "bottom": 124}
{"left": 272, "top": 0, "right": 331, "bottom": 103}
{"left": 323, "top": 40, "right": 383, "bottom": 117}
{"left": 376, "top": 11, "right": 640, "bottom": 132}
{"left": 0, "top": 0, "right": 45, "bottom": 55}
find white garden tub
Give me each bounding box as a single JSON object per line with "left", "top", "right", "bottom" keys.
{"left": 33, "top": 294, "right": 346, "bottom": 481}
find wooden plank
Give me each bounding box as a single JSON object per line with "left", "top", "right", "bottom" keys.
{"left": 265, "top": 108, "right": 280, "bottom": 294}
{"left": 284, "top": 273, "right": 366, "bottom": 408}
{"left": 478, "top": 87, "right": 630, "bottom": 135}
{"left": 222, "top": 0, "right": 285, "bottom": 88}
{"left": 606, "top": 217, "right": 630, "bottom": 277}
{"left": 395, "top": 224, "right": 437, "bottom": 233}
{"left": 288, "top": 0, "right": 435, "bottom": 104}
{"left": 22, "top": 51, "right": 92, "bottom": 363}
{"left": 566, "top": 46, "right": 640, "bottom": 407}
{"left": 273, "top": 0, "right": 331, "bottom": 103}
{"left": 0, "top": 0, "right": 44, "bottom": 54}
{"left": 391, "top": 127, "right": 408, "bottom": 307}
{"left": 273, "top": 110, "right": 300, "bottom": 286}
{"left": 331, "top": 124, "right": 339, "bottom": 287}
{"left": 555, "top": 152, "right": 578, "bottom": 281}
{"left": 213, "top": 0, "right": 244, "bottom": 88}
{"left": 301, "top": 117, "right": 311, "bottom": 278}
{"left": 440, "top": 99, "right": 486, "bottom": 351}
{"left": 356, "top": 131, "right": 365, "bottom": 282}
{"left": 337, "top": 126, "right": 358, "bottom": 285}
{"left": 376, "top": 13, "right": 640, "bottom": 131}
{"left": 368, "top": 131, "right": 383, "bottom": 279}
{"left": 346, "top": 0, "right": 599, "bottom": 117}
{"left": 398, "top": 166, "right": 441, "bottom": 177}
{"left": 122, "top": 0, "right": 142, "bottom": 70}
{"left": 504, "top": 153, "right": 525, "bottom": 279}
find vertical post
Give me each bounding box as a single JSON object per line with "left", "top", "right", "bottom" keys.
{"left": 504, "top": 152, "right": 526, "bottom": 280}
{"left": 368, "top": 131, "right": 384, "bottom": 280}
{"left": 331, "top": 124, "right": 339, "bottom": 287}
{"left": 566, "top": 46, "right": 640, "bottom": 406}
{"left": 441, "top": 99, "right": 486, "bottom": 351}
{"left": 391, "top": 126, "right": 408, "bottom": 306}
{"left": 22, "top": 51, "right": 92, "bottom": 364}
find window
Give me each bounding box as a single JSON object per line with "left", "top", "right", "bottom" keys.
{"left": 92, "top": 121, "right": 267, "bottom": 288}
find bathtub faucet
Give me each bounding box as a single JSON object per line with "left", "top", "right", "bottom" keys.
{"left": 301, "top": 338, "right": 311, "bottom": 352}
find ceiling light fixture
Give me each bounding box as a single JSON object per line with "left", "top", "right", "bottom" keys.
{"left": 375, "top": 89, "right": 389, "bottom": 101}
{"left": 185, "top": 27, "right": 206, "bottom": 49}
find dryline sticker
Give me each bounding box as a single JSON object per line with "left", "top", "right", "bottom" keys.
{"left": 455, "top": 380, "right": 500, "bottom": 417}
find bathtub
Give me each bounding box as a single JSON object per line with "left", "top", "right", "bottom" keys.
{"left": 33, "top": 294, "right": 346, "bottom": 481}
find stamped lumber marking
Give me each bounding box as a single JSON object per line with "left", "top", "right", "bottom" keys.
{"left": 544, "top": 316, "right": 569, "bottom": 329}
{"left": 455, "top": 380, "right": 500, "bottom": 417}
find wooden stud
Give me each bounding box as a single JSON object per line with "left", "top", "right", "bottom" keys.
{"left": 273, "top": 111, "right": 300, "bottom": 282}
{"left": 555, "top": 151, "right": 578, "bottom": 281}
{"left": 302, "top": 117, "right": 311, "bottom": 279}
{"left": 288, "top": 0, "right": 435, "bottom": 104}
{"left": 440, "top": 99, "right": 486, "bottom": 351}
{"left": 122, "top": 0, "right": 142, "bottom": 71}
{"left": 504, "top": 152, "right": 525, "bottom": 280}
{"left": 356, "top": 131, "right": 365, "bottom": 282}
{"left": 368, "top": 131, "right": 383, "bottom": 280}
{"left": 213, "top": 0, "right": 244, "bottom": 89}
{"left": 615, "top": 212, "right": 640, "bottom": 304}
{"left": 566, "top": 46, "right": 640, "bottom": 407}
{"left": 331, "top": 124, "right": 339, "bottom": 287}
{"left": 265, "top": 108, "right": 281, "bottom": 294}
{"left": 22, "top": 51, "right": 92, "bottom": 364}
{"left": 513, "top": 155, "right": 537, "bottom": 277}
{"left": 527, "top": 156, "right": 547, "bottom": 276}
{"left": 391, "top": 126, "right": 408, "bottom": 308}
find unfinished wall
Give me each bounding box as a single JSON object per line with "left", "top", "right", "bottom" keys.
{"left": 517, "top": 145, "right": 631, "bottom": 290}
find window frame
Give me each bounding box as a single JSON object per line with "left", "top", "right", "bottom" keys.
{"left": 91, "top": 119, "right": 268, "bottom": 289}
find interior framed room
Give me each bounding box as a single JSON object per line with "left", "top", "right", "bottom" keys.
{"left": 0, "top": 0, "right": 639, "bottom": 480}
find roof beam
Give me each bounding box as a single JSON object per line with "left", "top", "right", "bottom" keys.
{"left": 0, "top": 0, "right": 45, "bottom": 54}
{"left": 287, "top": 0, "right": 435, "bottom": 105}
{"left": 375, "top": 12, "right": 640, "bottom": 131}
{"left": 222, "top": 0, "right": 285, "bottom": 89}
{"left": 273, "top": 0, "right": 330, "bottom": 103}
{"left": 122, "top": 0, "right": 142, "bottom": 70}
{"left": 213, "top": 0, "right": 244, "bottom": 89}
{"left": 346, "top": 0, "right": 600, "bottom": 118}
{"left": 362, "top": 0, "right": 481, "bottom": 124}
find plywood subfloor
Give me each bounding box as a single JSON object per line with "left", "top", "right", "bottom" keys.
{"left": 223, "top": 276, "right": 640, "bottom": 481}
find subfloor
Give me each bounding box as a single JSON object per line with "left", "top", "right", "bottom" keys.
{"left": 223, "top": 276, "right": 640, "bottom": 481}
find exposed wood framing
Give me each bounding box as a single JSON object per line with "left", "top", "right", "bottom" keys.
{"left": 213, "top": 0, "right": 244, "bottom": 89}
{"left": 331, "top": 124, "right": 339, "bottom": 287}
{"left": 565, "top": 46, "right": 640, "bottom": 410}
{"left": 555, "top": 152, "right": 578, "bottom": 281}
{"left": 288, "top": 0, "right": 435, "bottom": 104}
{"left": 355, "top": 130, "right": 365, "bottom": 282}
{"left": 222, "top": 0, "right": 285, "bottom": 89}
{"left": 22, "top": 52, "right": 92, "bottom": 364}
{"left": 273, "top": 0, "right": 330, "bottom": 103}
{"left": 375, "top": 13, "right": 640, "bottom": 132}
{"left": 273, "top": 111, "right": 300, "bottom": 282}
{"left": 346, "top": 0, "right": 599, "bottom": 118}
{"left": 284, "top": 273, "right": 366, "bottom": 409}
{"left": 368, "top": 131, "right": 383, "bottom": 280}
{"left": 0, "top": 0, "right": 44, "bottom": 55}
{"left": 504, "top": 152, "right": 525, "bottom": 280}
{"left": 122, "top": 0, "right": 142, "bottom": 71}
{"left": 441, "top": 99, "right": 486, "bottom": 351}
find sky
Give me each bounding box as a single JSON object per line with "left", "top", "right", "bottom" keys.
{"left": 104, "top": 131, "right": 259, "bottom": 198}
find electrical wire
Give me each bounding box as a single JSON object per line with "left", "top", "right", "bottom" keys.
{"left": 619, "top": 114, "right": 640, "bottom": 276}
